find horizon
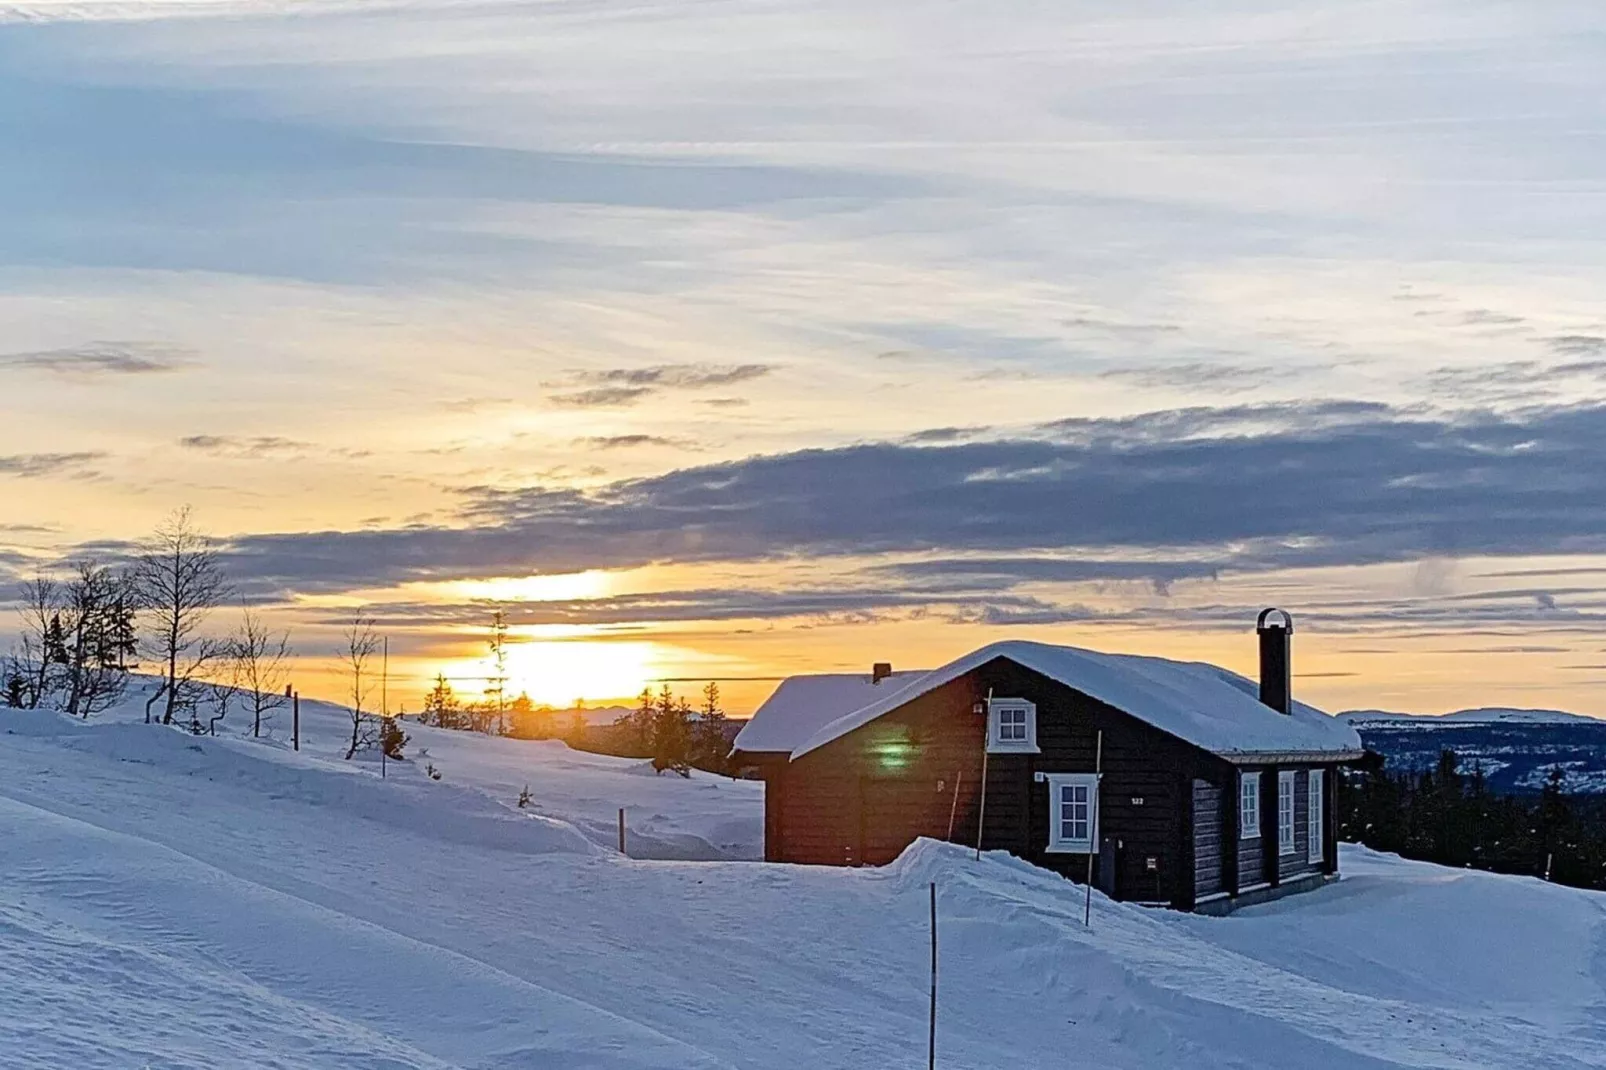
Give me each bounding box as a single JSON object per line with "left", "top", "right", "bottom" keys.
{"left": 5, "top": 1, "right": 1606, "bottom": 718}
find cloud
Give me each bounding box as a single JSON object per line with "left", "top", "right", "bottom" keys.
{"left": 195, "top": 400, "right": 1606, "bottom": 598}
{"left": 179, "top": 435, "right": 309, "bottom": 458}
{"left": 549, "top": 364, "right": 772, "bottom": 408}
{"left": 1547, "top": 335, "right": 1606, "bottom": 357}
{"left": 549, "top": 387, "right": 654, "bottom": 409}
{"left": 0, "top": 341, "right": 194, "bottom": 378}
{"left": 1098, "top": 362, "right": 1277, "bottom": 393}
{"left": 0, "top": 452, "right": 106, "bottom": 478}
{"left": 578, "top": 435, "right": 694, "bottom": 451}
{"left": 901, "top": 427, "right": 990, "bottom": 444}
{"left": 1423, "top": 357, "right": 1606, "bottom": 403}
{"left": 569, "top": 364, "right": 772, "bottom": 390}
{"left": 870, "top": 557, "right": 1224, "bottom": 594}
{"left": 327, "top": 587, "right": 1062, "bottom": 629}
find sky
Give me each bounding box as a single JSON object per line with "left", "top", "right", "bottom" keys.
{"left": 3, "top": 0, "right": 1606, "bottom": 715}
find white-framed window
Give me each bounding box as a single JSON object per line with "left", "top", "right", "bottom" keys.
{"left": 1308, "top": 769, "right": 1324, "bottom": 863}
{"left": 1037, "top": 772, "right": 1100, "bottom": 853}
{"left": 987, "top": 698, "right": 1039, "bottom": 753}
{"left": 1239, "top": 772, "right": 1261, "bottom": 839}
{"left": 1278, "top": 771, "right": 1296, "bottom": 855}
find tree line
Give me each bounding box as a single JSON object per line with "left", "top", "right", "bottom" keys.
{"left": 3, "top": 508, "right": 404, "bottom": 761}
{"left": 1338, "top": 749, "right": 1606, "bottom": 892}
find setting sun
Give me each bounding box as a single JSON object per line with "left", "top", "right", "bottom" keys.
{"left": 443, "top": 636, "right": 663, "bottom": 708}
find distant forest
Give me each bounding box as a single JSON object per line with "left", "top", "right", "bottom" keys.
{"left": 1339, "top": 750, "right": 1606, "bottom": 893}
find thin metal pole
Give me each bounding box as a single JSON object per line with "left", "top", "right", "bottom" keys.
{"left": 618, "top": 808, "right": 626, "bottom": 855}
{"left": 946, "top": 770, "right": 963, "bottom": 842}
{"left": 293, "top": 691, "right": 300, "bottom": 752}
{"left": 928, "top": 881, "right": 937, "bottom": 1070}
{"left": 382, "top": 636, "right": 389, "bottom": 718}
{"left": 973, "top": 689, "right": 993, "bottom": 861}
{"left": 1085, "top": 729, "right": 1103, "bottom": 928}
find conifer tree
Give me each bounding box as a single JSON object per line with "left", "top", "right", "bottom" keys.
{"left": 422, "top": 673, "right": 461, "bottom": 729}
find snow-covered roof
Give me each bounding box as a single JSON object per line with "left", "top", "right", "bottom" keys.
{"left": 732, "top": 671, "right": 930, "bottom": 755}
{"left": 791, "top": 640, "right": 1364, "bottom": 762}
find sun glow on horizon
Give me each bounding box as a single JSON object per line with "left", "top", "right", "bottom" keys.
{"left": 441, "top": 637, "right": 663, "bottom": 708}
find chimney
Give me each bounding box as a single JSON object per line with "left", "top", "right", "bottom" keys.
{"left": 871, "top": 662, "right": 893, "bottom": 684}
{"left": 1256, "top": 608, "right": 1294, "bottom": 714}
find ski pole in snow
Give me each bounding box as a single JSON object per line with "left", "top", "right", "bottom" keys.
{"left": 293, "top": 691, "right": 300, "bottom": 752}
{"left": 618, "top": 808, "right": 627, "bottom": 855}
{"left": 928, "top": 881, "right": 937, "bottom": 1070}
{"left": 946, "top": 770, "right": 963, "bottom": 842}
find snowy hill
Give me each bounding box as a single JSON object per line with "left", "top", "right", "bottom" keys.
{"left": 1340, "top": 707, "right": 1598, "bottom": 726}
{"left": 4, "top": 691, "right": 1605, "bottom": 1068}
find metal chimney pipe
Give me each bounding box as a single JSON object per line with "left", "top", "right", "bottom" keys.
{"left": 1256, "top": 608, "right": 1294, "bottom": 714}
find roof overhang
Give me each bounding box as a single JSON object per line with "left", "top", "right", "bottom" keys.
{"left": 727, "top": 748, "right": 792, "bottom": 765}
{"left": 1219, "top": 749, "right": 1366, "bottom": 766}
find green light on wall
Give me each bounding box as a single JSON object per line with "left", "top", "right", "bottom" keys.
{"left": 868, "top": 728, "right": 920, "bottom": 773}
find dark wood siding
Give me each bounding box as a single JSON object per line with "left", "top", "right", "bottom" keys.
{"left": 771, "top": 656, "right": 1350, "bottom": 908}
{"left": 778, "top": 675, "right": 989, "bottom": 868}
{"left": 1192, "top": 779, "right": 1224, "bottom": 899}
{"left": 780, "top": 658, "right": 1204, "bottom": 907}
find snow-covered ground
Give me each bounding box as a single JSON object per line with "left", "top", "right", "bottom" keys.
{"left": 3, "top": 689, "right": 1605, "bottom": 1069}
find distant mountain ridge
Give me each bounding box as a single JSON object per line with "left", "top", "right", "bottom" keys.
{"left": 1339, "top": 707, "right": 1599, "bottom": 727}
{"left": 1342, "top": 706, "right": 1606, "bottom": 795}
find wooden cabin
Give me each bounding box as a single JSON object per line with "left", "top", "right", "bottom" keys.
{"left": 731, "top": 611, "right": 1364, "bottom": 913}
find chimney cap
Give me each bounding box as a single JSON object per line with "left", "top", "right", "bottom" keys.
{"left": 1256, "top": 607, "right": 1294, "bottom": 634}
{"left": 871, "top": 662, "right": 893, "bottom": 684}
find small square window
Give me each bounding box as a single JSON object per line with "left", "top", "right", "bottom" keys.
{"left": 1240, "top": 772, "right": 1261, "bottom": 840}
{"left": 987, "top": 698, "right": 1038, "bottom": 753}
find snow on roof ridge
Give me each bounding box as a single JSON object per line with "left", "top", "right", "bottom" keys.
{"left": 791, "top": 638, "right": 1362, "bottom": 761}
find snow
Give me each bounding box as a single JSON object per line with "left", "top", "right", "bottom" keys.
{"left": 732, "top": 670, "right": 929, "bottom": 754}
{"left": 1342, "top": 707, "right": 1600, "bottom": 726}
{"left": 1516, "top": 763, "right": 1606, "bottom": 794}
{"left": 4, "top": 690, "right": 1605, "bottom": 1069}
{"left": 72, "top": 676, "right": 765, "bottom": 861}
{"left": 793, "top": 640, "right": 1363, "bottom": 761}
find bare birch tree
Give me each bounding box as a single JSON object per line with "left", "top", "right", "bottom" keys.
{"left": 59, "top": 561, "right": 131, "bottom": 719}
{"left": 13, "top": 573, "right": 60, "bottom": 709}
{"left": 231, "top": 608, "right": 292, "bottom": 738}
{"left": 132, "top": 507, "right": 230, "bottom": 725}
{"left": 344, "top": 615, "right": 381, "bottom": 759}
